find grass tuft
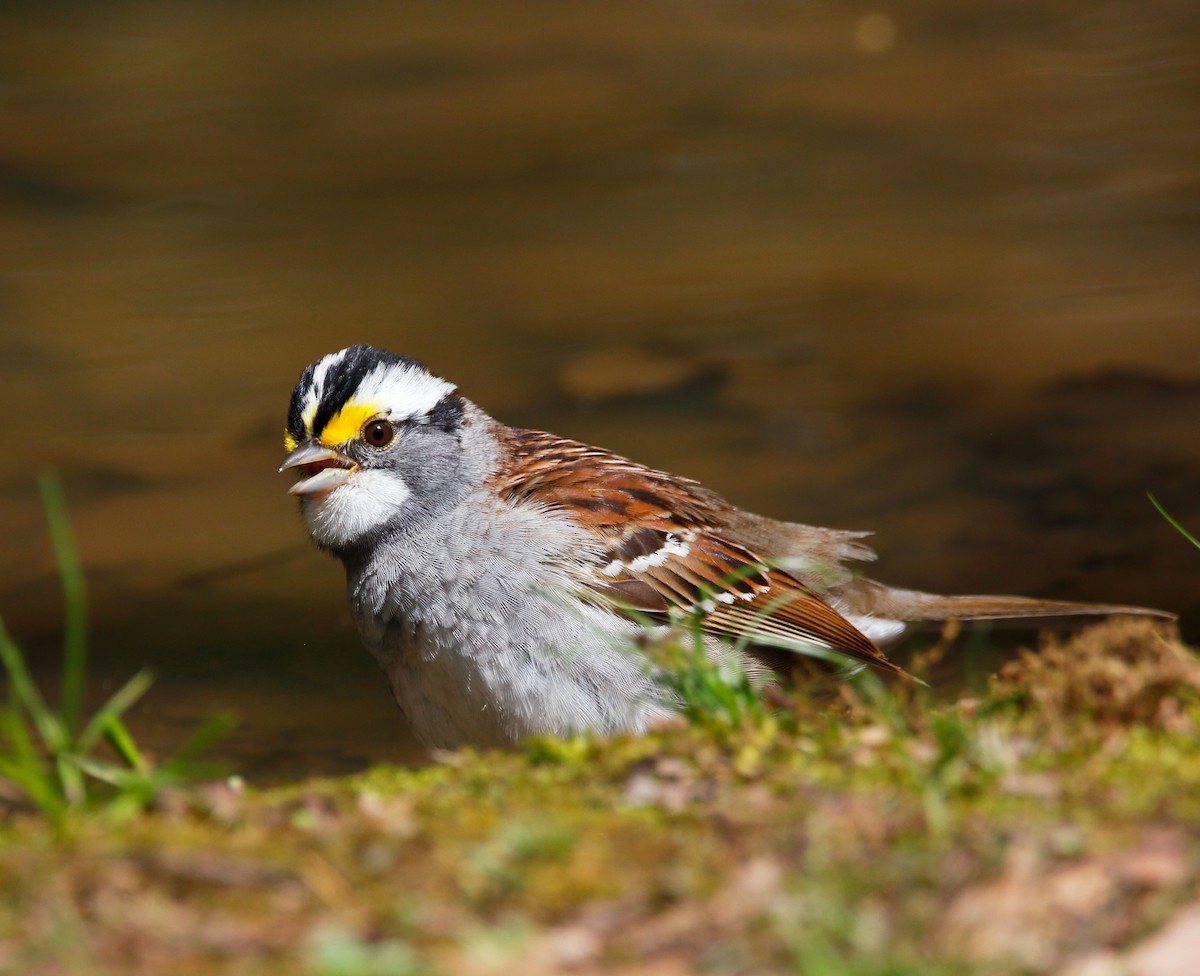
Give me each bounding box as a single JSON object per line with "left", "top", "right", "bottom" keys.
{"left": 0, "top": 474, "right": 233, "bottom": 824}
{"left": 641, "top": 622, "right": 765, "bottom": 727}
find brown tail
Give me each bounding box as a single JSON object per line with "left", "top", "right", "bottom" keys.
{"left": 834, "top": 579, "right": 1176, "bottom": 624}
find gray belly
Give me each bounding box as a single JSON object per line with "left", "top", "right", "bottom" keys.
{"left": 351, "top": 567, "right": 676, "bottom": 749}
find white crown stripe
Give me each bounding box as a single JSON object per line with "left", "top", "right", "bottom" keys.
{"left": 356, "top": 361, "right": 456, "bottom": 422}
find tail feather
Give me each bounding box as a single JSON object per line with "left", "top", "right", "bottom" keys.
{"left": 834, "top": 579, "right": 1176, "bottom": 624}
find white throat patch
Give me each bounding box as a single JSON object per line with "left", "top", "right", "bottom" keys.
{"left": 301, "top": 469, "right": 413, "bottom": 550}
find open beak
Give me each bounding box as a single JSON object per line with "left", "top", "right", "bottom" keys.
{"left": 279, "top": 440, "right": 358, "bottom": 496}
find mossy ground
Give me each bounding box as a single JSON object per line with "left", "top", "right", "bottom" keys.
{"left": 1, "top": 618, "right": 1197, "bottom": 976}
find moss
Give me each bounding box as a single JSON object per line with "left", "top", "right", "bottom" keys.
{"left": 0, "top": 619, "right": 1197, "bottom": 974}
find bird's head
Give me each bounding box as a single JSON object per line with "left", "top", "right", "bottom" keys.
{"left": 280, "top": 345, "right": 468, "bottom": 553}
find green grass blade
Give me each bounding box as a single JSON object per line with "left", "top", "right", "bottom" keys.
{"left": 1148, "top": 492, "right": 1200, "bottom": 550}
{"left": 0, "top": 617, "right": 67, "bottom": 751}
{"left": 0, "top": 756, "right": 65, "bottom": 820}
{"left": 56, "top": 753, "right": 87, "bottom": 807}
{"left": 104, "top": 716, "right": 147, "bottom": 771}
{"left": 0, "top": 708, "right": 66, "bottom": 820}
{"left": 0, "top": 704, "right": 41, "bottom": 777}
{"left": 77, "top": 669, "right": 155, "bottom": 754}
{"left": 168, "top": 713, "right": 236, "bottom": 765}
{"left": 38, "top": 474, "right": 89, "bottom": 737}
{"left": 70, "top": 754, "right": 147, "bottom": 789}
{"left": 0, "top": 703, "right": 37, "bottom": 766}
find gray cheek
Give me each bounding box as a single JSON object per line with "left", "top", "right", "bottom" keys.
{"left": 391, "top": 432, "right": 467, "bottom": 501}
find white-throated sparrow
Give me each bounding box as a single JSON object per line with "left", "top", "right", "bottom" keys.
{"left": 280, "top": 345, "right": 1168, "bottom": 748}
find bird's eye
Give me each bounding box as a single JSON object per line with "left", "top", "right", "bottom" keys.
{"left": 362, "top": 419, "right": 395, "bottom": 449}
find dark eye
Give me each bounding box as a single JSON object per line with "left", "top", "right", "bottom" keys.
{"left": 362, "top": 419, "right": 395, "bottom": 449}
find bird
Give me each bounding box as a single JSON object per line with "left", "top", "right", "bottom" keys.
{"left": 279, "top": 344, "right": 1169, "bottom": 749}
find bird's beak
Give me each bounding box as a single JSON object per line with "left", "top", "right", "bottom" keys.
{"left": 279, "top": 440, "right": 358, "bottom": 496}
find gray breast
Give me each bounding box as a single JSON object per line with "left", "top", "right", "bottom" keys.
{"left": 344, "top": 494, "right": 676, "bottom": 748}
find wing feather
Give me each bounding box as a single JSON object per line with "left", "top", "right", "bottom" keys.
{"left": 491, "top": 427, "right": 905, "bottom": 676}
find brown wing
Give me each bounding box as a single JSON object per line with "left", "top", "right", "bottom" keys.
{"left": 491, "top": 427, "right": 904, "bottom": 676}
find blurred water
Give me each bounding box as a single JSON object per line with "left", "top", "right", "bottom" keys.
{"left": 1, "top": 1, "right": 1197, "bottom": 779}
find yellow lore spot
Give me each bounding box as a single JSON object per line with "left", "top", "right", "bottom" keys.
{"left": 284, "top": 430, "right": 298, "bottom": 452}
{"left": 318, "top": 401, "right": 386, "bottom": 447}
